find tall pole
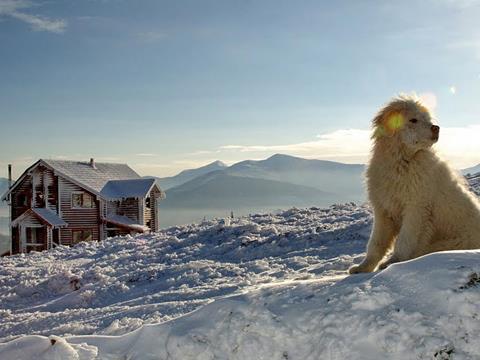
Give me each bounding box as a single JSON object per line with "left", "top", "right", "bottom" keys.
{"left": 7, "top": 164, "right": 12, "bottom": 256}
{"left": 8, "top": 164, "right": 12, "bottom": 189}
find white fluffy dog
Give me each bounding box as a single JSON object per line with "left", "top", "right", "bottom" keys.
{"left": 349, "top": 95, "right": 480, "bottom": 273}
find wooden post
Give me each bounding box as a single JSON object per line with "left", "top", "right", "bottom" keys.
{"left": 138, "top": 198, "right": 145, "bottom": 227}
{"left": 8, "top": 164, "right": 12, "bottom": 190}
{"left": 153, "top": 195, "right": 159, "bottom": 232}
{"left": 47, "top": 226, "right": 52, "bottom": 250}
{"left": 20, "top": 225, "right": 26, "bottom": 253}
{"left": 43, "top": 171, "right": 48, "bottom": 209}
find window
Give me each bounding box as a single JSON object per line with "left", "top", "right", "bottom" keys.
{"left": 145, "top": 197, "right": 151, "bottom": 209}
{"left": 48, "top": 185, "right": 57, "bottom": 206}
{"left": 35, "top": 185, "right": 45, "bottom": 207}
{"left": 72, "top": 229, "right": 93, "bottom": 244}
{"left": 72, "top": 193, "right": 95, "bottom": 208}
{"left": 16, "top": 193, "right": 28, "bottom": 207}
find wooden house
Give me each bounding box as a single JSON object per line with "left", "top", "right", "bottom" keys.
{"left": 1, "top": 159, "right": 164, "bottom": 255}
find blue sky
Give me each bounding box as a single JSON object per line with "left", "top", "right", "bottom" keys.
{"left": 1, "top": 0, "right": 480, "bottom": 178}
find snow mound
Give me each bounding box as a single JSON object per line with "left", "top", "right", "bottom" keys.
{"left": 0, "top": 203, "right": 371, "bottom": 341}
{"left": 2, "top": 250, "right": 480, "bottom": 359}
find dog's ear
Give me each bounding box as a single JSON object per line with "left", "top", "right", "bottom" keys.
{"left": 372, "top": 107, "right": 405, "bottom": 139}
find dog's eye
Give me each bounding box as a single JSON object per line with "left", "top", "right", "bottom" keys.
{"left": 409, "top": 119, "right": 418, "bottom": 124}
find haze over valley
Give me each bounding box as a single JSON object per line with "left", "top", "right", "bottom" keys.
{"left": 151, "top": 154, "right": 366, "bottom": 227}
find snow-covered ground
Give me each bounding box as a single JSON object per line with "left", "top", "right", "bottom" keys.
{"left": 4, "top": 250, "right": 480, "bottom": 360}
{"left": 0, "top": 175, "right": 479, "bottom": 359}
{"left": 0, "top": 203, "right": 370, "bottom": 343}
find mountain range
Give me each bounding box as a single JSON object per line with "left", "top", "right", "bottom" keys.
{"left": 147, "top": 161, "right": 228, "bottom": 190}
{"left": 153, "top": 154, "right": 366, "bottom": 227}
{"left": 0, "top": 178, "right": 8, "bottom": 194}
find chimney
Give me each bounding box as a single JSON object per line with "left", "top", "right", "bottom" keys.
{"left": 8, "top": 164, "right": 12, "bottom": 188}
{"left": 90, "top": 158, "right": 96, "bottom": 169}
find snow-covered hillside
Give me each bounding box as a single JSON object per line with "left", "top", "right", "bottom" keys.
{"left": 0, "top": 204, "right": 370, "bottom": 343}
{"left": 0, "top": 175, "right": 479, "bottom": 359}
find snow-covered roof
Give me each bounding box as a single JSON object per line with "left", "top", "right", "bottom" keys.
{"left": 3, "top": 159, "right": 145, "bottom": 201}
{"left": 106, "top": 215, "right": 149, "bottom": 232}
{"left": 32, "top": 208, "right": 68, "bottom": 227}
{"left": 11, "top": 208, "right": 68, "bottom": 228}
{"left": 100, "top": 178, "right": 157, "bottom": 200}
{"left": 43, "top": 160, "right": 141, "bottom": 193}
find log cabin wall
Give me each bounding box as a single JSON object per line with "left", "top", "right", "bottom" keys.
{"left": 12, "top": 167, "right": 57, "bottom": 221}
{"left": 45, "top": 169, "right": 58, "bottom": 212}
{"left": 106, "top": 200, "right": 119, "bottom": 216}
{"left": 99, "top": 199, "right": 107, "bottom": 241}
{"left": 32, "top": 166, "right": 45, "bottom": 208}
{"left": 58, "top": 177, "right": 100, "bottom": 245}
{"left": 117, "top": 198, "right": 140, "bottom": 222}
{"left": 11, "top": 227, "right": 19, "bottom": 254}
{"left": 151, "top": 188, "right": 161, "bottom": 232}
{"left": 144, "top": 197, "right": 151, "bottom": 228}
{"left": 11, "top": 175, "right": 32, "bottom": 221}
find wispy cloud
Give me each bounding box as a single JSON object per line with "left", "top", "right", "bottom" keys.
{"left": 188, "top": 150, "right": 221, "bottom": 156}
{"left": 218, "top": 126, "right": 480, "bottom": 169}
{"left": 220, "top": 129, "right": 371, "bottom": 164}
{"left": 0, "top": 0, "right": 66, "bottom": 33}
{"left": 135, "top": 153, "right": 157, "bottom": 157}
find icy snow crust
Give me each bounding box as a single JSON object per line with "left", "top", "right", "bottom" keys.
{"left": 1, "top": 202, "right": 480, "bottom": 359}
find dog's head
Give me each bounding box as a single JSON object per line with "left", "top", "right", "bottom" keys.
{"left": 373, "top": 95, "right": 439, "bottom": 151}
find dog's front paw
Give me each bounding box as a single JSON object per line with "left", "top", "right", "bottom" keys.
{"left": 378, "top": 257, "right": 397, "bottom": 270}
{"left": 349, "top": 262, "right": 374, "bottom": 274}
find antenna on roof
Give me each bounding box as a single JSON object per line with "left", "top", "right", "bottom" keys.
{"left": 90, "top": 158, "right": 97, "bottom": 169}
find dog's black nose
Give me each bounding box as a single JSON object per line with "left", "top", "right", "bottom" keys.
{"left": 431, "top": 125, "right": 440, "bottom": 133}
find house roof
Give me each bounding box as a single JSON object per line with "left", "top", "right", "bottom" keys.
{"left": 100, "top": 178, "right": 158, "bottom": 200}
{"left": 43, "top": 159, "right": 141, "bottom": 193}
{"left": 106, "top": 215, "right": 149, "bottom": 232}
{"left": 11, "top": 208, "right": 68, "bottom": 228}
{"left": 3, "top": 159, "right": 148, "bottom": 201}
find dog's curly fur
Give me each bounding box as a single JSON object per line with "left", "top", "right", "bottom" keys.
{"left": 349, "top": 95, "right": 480, "bottom": 273}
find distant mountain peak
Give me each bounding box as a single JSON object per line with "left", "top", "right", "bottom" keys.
{"left": 207, "top": 160, "right": 227, "bottom": 168}
{"left": 178, "top": 160, "right": 227, "bottom": 176}
{"left": 267, "top": 153, "right": 299, "bottom": 161}
{"left": 150, "top": 160, "right": 228, "bottom": 190}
